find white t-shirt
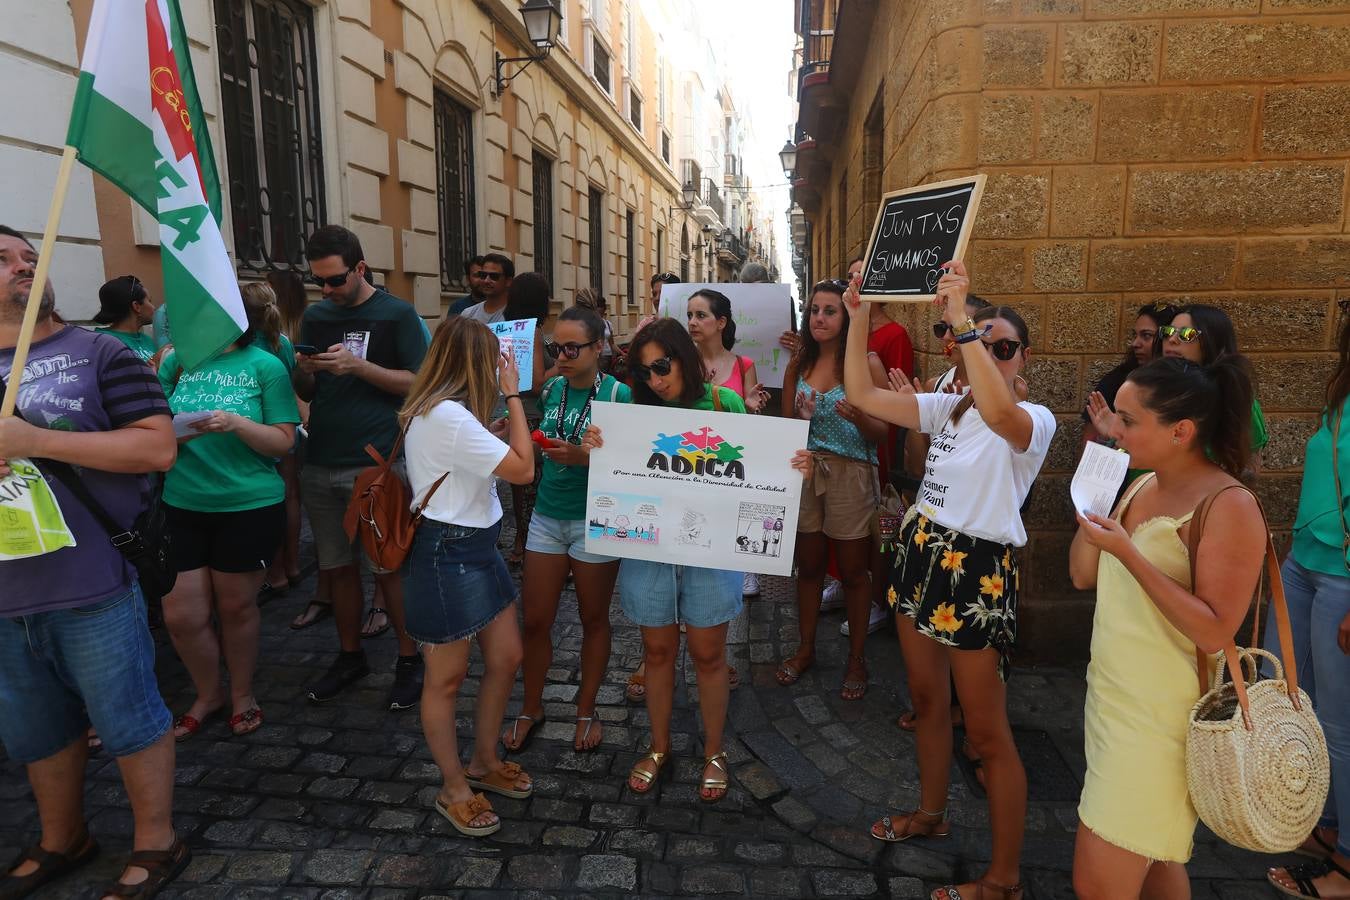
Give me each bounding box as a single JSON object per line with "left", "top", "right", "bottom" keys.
{"left": 405, "top": 400, "right": 509, "bottom": 527}
{"left": 461, "top": 301, "right": 506, "bottom": 325}
{"left": 914, "top": 391, "right": 1056, "bottom": 547}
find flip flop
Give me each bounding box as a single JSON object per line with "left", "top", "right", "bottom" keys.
{"left": 775, "top": 659, "right": 812, "bottom": 686}
{"left": 289, "top": 600, "right": 332, "bottom": 630}
{"left": 625, "top": 669, "right": 646, "bottom": 703}
{"left": 229, "top": 707, "right": 264, "bottom": 737}
{"left": 574, "top": 716, "right": 601, "bottom": 752}
{"left": 361, "top": 607, "right": 390, "bottom": 639}
{"left": 501, "top": 713, "right": 546, "bottom": 752}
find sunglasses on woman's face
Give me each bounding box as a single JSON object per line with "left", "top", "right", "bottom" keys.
{"left": 1159, "top": 325, "right": 1201, "bottom": 343}
{"left": 982, "top": 338, "right": 1023, "bottom": 361}
{"left": 556, "top": 339, "right": 598, "bottom": 360}
{"left": 933, "top": 322, "right": 952, "bottom": 339}
{"left": 633, "top": 356, "right": 674, "bottom": 381}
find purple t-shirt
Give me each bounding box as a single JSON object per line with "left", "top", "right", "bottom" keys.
{"left": 0, "top": 326, "right": 169, "bottom": 616}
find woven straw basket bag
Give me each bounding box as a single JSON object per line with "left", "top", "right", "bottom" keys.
{"left": 1183, "top": 487, "right": 1330, "bottom": 854}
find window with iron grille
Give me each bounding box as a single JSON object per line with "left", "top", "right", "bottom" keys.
{"left": 628, "top": 89, "right": 642, "bottom": 131}
{"left": 661, "top": 130, "right": 671, "bottom": 164}
{"left": 679, "top": 224, "right": 690, "bottom": 282}
{"left": 625, "top": 209, "right": 636, "bottom": 308}
{"left": 591, "top": 36, "right": 611, "bottom": 94}
{"left": 532, "top": 151, "right": 554, "bottom": 288}
{"left": 214, "top": 0, "right": 326, "bottom": 273}
{"left": 433, "top": 90, "right": 478, "bottom": 292}
{"left": 588, "top": 187, "right": 604, "bottom": 292}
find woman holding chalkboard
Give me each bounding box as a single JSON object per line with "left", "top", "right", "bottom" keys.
{"left": 842, "top": 262, "right": 1056, "bottom": 900}
{"left": 581, "top": 319, "right": 811, "bottom": 803}
{"left": 777, "top": 280, "right": 889, "bottom": 701}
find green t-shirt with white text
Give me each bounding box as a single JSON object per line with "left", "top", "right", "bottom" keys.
{"left": 159, "top": 344, "right": 300, "bottom": 512}
{"left": 94, "top": 327, "right": 156, "bottom": 363}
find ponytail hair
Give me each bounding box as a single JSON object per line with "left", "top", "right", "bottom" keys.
{"left": 239, "top": 282, "right": 283, "bottom": 353}
{"left": 1126, "top": 354, "right": 1254, "bottom": 478}
{"left": 689, "top": 288, "right": 738, "bottom": 350}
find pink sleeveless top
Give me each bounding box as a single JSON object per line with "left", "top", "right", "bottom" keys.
{"left": 718, "top": 355, "right": 754, "bottom": 398}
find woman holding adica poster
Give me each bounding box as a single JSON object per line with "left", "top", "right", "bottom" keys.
{"left": 580, "top": 319, "right": 812, "bottom": 802}
{"left": 841, "top": 261, "right": 1055, "bottom": 900}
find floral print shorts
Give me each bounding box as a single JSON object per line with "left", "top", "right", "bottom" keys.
{"left": 887, "top": 506, "right": 1020, "bottom": 680}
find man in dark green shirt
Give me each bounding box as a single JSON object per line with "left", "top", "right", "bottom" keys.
{"left": 293, "top": 225, "right": 429, "bottom": 710}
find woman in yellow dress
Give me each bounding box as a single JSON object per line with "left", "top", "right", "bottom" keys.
{"left": 1069, "top": 354, "right": 1267, "bottom": 898}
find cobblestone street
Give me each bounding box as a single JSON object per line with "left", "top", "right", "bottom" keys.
{"left": 0, "top": 530, "right": 1296, "bottom": 899}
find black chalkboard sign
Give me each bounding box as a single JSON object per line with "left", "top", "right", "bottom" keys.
{"left": 860, "top": 174, "right": 986, "bottom": 302}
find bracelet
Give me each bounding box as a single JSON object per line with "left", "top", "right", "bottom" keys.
{"left": 954, "top": 326, "right": 986, "bottom": 345}
{"left": 503, "top": 393, "right": 521, "bottom": 402}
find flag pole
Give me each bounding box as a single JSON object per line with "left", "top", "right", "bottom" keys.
{"left": 1, "top": 144, "right": 78, "bottom": 418}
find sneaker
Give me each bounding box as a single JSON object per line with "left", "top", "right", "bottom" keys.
{"left": 841, "top": 604, "right": 889, "bottom": 637}
{"left": 307, "top": 651, "right": 370, "bottom": 703}
{"left": 742, "top": 572, "right": 760, "bottom": 596}
{"left": 819, "top": 579, "right": 845, "bottom": 612}
{"left": 389, "top": 655, "right": 424, "bottom": 710}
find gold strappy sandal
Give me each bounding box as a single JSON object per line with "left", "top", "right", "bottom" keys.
{"left": 627, "top": 750, "right": 668, "bottom": 794}
{"left": 700, "top": 751, "right": 730, "bottom": 803}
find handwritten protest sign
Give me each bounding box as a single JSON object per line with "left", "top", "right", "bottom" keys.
{"left": 657, "top": 283, "right": 795, "bottom": 389}
{"left": 860, "top": 174, "right": 986, "bottom": 302}
{"left": 490, "top": 318, "right": 538, "bottom": 392}
{"left": 584, "top": 402, "right": 808, "bottom": 576}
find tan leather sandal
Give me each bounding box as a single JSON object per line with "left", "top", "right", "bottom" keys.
{"left": 627, "top": 749, "right": 668, "bottom": 794}
{"left": 871, "top": 807, "right": 950, "bottom": 842}
{"left": 434, "top": 792, "right": 499, "bottom": 837}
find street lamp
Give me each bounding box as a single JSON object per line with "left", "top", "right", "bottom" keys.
{"left": 668, "top": 180, "right": 698, "bottom": 217}
{"left": 493, "top": 0, "right": 563, "bottom": 96}
{"left": 778, "top": 139, "right": 797, "bottom": 178}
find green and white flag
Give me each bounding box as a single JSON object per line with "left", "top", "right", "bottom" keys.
{"left": 66, "top": 0, "right": 244, "bottom": 370}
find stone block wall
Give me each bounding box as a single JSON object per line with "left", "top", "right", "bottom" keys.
{"left": 806, "top": 0, "right": 1350, "bottom": 661}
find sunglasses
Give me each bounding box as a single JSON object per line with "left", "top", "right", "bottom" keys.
{"left": 1159, "top": 325, "right": 1202, "bottom": 343}
{"left": 982, "top": 338, "right": 1024, "bottom": 361}
{"left": 933, "top": 322, "right": 952, "bottom": 339}
{"left": 1338, "top": 299, "right": 1350, "bottom": 313}
{"left": 309, "top": 267, "right": 355, "bottom": 288}
{"left": 556, "top": 340, "right": 599, "bottom": 360}
{"left": 480, "top": 271, "right": 505, "bottom": 281}
{"left": 632, "top": 356, "right": 674, "bottom": 381}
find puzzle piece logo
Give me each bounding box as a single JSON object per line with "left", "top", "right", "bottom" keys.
{"left": 646, "top": 424, "right": 747, "bottom": 480}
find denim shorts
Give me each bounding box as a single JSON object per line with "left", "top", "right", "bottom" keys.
{"left": 401, "top": 520, "right": 516, "bottom": 644}
{"left": 300, "top": 461, "right": 405, "bottom": 574}
{"left": 0, "top": 583, "right": 171, "bottom": 763}
{"left": 525, "top": 512, "right": 618, "bottom": 565}
{"left": 618, "top": 558, "right": 743, "bottom": 628}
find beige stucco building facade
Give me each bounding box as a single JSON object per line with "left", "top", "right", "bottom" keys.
{"left": 790, "top": 0, "right": 1350, "bottom": 659}
{"left": 10, "top": 0, "right": 759, "bottom": 338}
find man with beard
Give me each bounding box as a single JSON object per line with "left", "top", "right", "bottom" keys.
{"left": 293, "top": 225, "right": 430, "bottom": 708}
{"left": 0, "top": 225, "right": 187, "bottom": 899}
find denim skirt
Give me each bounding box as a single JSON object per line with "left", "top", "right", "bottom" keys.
{"left": 401, "top": 520, "right": 516, "bottom": 644}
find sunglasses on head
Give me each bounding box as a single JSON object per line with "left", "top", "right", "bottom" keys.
{"left": 1159, "top": 324, "right": 1201, "bottom": 343}
{"left": 309, "top": 267, "right": 355, "bottom": 289}
{"left": 556, "top": 339, "right": 599, "bottom": 360}
{"left": 633, "top": 356, "right": 674, "bottom": 381}
{"left": 982, "top": 338, "right": 1024, "bottom": 361}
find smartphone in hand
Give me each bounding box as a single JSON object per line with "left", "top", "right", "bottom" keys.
{"left": 294, "top": 344, "right": 320, "bottom": 355}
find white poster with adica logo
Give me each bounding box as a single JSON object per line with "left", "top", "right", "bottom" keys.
{"left": 584, "top": 401, "right": 809, "bottom": 576}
